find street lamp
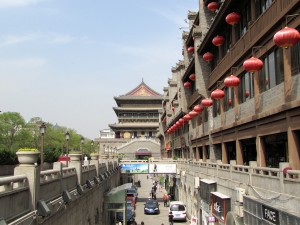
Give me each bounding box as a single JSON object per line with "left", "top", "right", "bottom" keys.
{"left": 91, "top": 140, "right": 94, "bottom": 153}
{"left": 65, "top": 131, "right": 70, "bottom": 167}
{"left": 39, "top": 122, "right": 46, "bottom": 171}
{"left": 81, "top": 136, "right": 84, "bottom": 154}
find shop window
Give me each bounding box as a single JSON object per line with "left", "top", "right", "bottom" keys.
{"left": 225, "top": 141, "right": 236, "bottom": 161}
{"left": 291, "top": 42, "right": 300, "bottom": 76}
{"left": 259, "top": 48, "right": 284, "bottom": 92}
{"left": 240, "top": 138, "right": 257, "bottom": 165}
{"left": 264, "top": 132, "right": 288, "bottom": 168}
{"left": 205, "top": 145, "right": 210, "bottom": 159}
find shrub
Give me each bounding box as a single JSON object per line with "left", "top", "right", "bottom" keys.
{"left": 0, "top": 150, "right": 18, "bottom": 165}
{"left": 17, "top": 148, "right": 39, "bottom": 152}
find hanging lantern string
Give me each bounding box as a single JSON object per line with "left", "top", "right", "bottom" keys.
{"left": 251, "top": 46, "right": 265, "bottom": 56}
{"left": 285, "top": 14, "right": 299, "bottom": 26}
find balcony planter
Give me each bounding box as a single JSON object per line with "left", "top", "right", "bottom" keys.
{"left": 16, "top": 148, "right": 40, "bottom": 165}
{"left": 69, "top": 152, "right": 82, "bottom": 161}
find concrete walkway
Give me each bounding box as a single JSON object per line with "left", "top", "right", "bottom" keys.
{"left": 134, "top": 174, "right": 188, "bottom": 225}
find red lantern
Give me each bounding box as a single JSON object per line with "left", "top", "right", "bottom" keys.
{"left": 172, "top": 106, "right": 175, "bottom": 111}
{"left": 194, "top": 104, "right": 204, "bottom": 112}
{"left": 225, "top": 12, "right": 241, "bottom": 25}
{"left": 273, "top": 27, "right": 300, "bottom": 48}
{"left": 189, "top": 110, "right": 198, "bottom": 118}
{"left": 245, "top": 90, "right": 250, "bottom": 97}
{"left": 212, "top": 35, "right": 225, "bottom": 46}
{"left": 207, "top": 2, "right": 219, "bottom": 12}
{"left": 201, "top": 98, "right": 213, "bottom": 107}
{"left": 224, "top": 75, "right": 240, "bottom": 87}
{"left": 187, "top": 47, "right": 194, "bottom": 53}
{"left": 243, "top": 57, "right": 263, "bottom": 73}
{"left": 184, "top": 81, "right": 191, "bottom": 88}
{"left": 179, "top": 118, "right": 184, "bottom": 124}
{"left": 189, "top": 73, "right": 196, "bottom": 81}
{"left": 203, "top": 52, "right": 214, "bottom": 62}
{"left": 211, "top": 89, "right": 225, "bottom": 100}
{"left": 228, "top": 98, "right": 232, "bottom": 105}
{"left": 183, "top": 114, "right": 192, "bottom": 121}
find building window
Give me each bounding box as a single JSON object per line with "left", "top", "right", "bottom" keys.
{"left": 213, "top": 99, "right": 221, "bottom": 117}
{"left": 238, "top": 1, "right": 251, "bottom": 37}
{"left": 224, "top": 87, "right": 234, "bottom": 111}
{"left": 259, "top": 48, "right": 284, "bottom": 92}
{"left": 239, "top": 72, "right": 254, "bottom": 103}
{"left": 256, "top": 0, "right": 274, "bottom": 17}
{"left": 291, "top": 41, "right": 300, "bottom": 76}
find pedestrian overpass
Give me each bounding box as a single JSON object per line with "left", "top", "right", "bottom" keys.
{"left": 119, "top": 159, "right": 177, "bottom": 174}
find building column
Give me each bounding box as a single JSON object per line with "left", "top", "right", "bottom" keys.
{"left": 222, "top": 142, "right": 228, "bottom": 164}
{"left": 283, "top": 48, "right": 292, "bottom": 102}
{"left": 287, "top": 129, "right": 300, "bottom": 170}
{"left": 256, "top": 136, "right": 266, "bottom": 167}
{"left": 236, "top": 139, "right": 244, "bottom": 165}
{"left": 203, "top": 144, "right": 207, "bottom": 162}
{"left": 196, "top": 145, "right": 200, "bottom": 161}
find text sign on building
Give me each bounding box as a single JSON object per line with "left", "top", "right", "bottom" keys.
{"left": 262, "top": 205, "right": 279, "bottom": 225}
{"left": 149, "top": 163, "right": 176, "bottom": 174}
{"left": 211, "top": 192, "right": 231, "bottom": 223}
{"left": 120, "top": 164, "right": 149, "bottom": 174}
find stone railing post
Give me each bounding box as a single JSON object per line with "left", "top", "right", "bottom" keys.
{"left": 69, "top": 161, "right": 83, "bottom": 185}
{"left": 14, "top": 164, "right": 40, "bottom": 210}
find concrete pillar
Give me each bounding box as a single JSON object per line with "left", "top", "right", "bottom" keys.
{"left": 256, "top": 136, "right": 266, "bottom": 167}
{"left": 222, "top": 142, "right": 228, "bottom": 164}
{"left": 236, "top": 139, "right": 244, "bottom": 165}
{"left": 90, "top": 160, "right": 100, "bottom": 176}
{"left": 283, "top": 47, "right": 292, "bottom": 102}
{"left": 196, "top": 146, "right": 200, "bottom": 161}
{"left": 69, "top": 160, "right": 83, "bottom": 185}
{"left": 14, "top": 164, "right": 40, "bottom": 210}
{"left": 203, "top": 144, "right": 207, "bottom": 162}
{"left": 287, "top": 129, "right": 300, "bottom": 169}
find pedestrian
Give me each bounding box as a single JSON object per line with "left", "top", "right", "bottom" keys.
{"left": 168, "top": 211, "right": 174, "bottom": 225}
{"left": 163, "top": 194, "right": 168, "bottom": 207}
{"left": 141, "top": 221, "right": 145, "bottom": 225}
{"left": 131, "top": 219, "right": 137, "bottom": 225}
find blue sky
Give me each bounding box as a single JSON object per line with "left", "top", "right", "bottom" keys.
{"left": 0, "top": 0, "right": 198, "bottom": 139}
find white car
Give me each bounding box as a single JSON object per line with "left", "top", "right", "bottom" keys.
{"left": 169, "top": 201, "right": 187, "bottom": 221}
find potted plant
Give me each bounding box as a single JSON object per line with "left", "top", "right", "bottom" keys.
{"left": 16, "top": 148, "right": 40, "bottom": 165}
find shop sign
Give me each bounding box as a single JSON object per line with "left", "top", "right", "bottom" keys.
{"left": 262, "top": 205, "right": 279, "bottom": 225}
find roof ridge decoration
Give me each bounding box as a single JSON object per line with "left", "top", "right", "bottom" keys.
{"left": 123, "top": 81, "right": 161, "bottom": 97}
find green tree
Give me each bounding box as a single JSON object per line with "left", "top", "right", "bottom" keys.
{"left": 0, "top": 112, "right": 26, "bottom": 152}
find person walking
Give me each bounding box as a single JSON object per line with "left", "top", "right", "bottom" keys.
{"left": 141, "top": 222, "right": 145, "bottom": 225}
{"left": 168, "top": 212, "right": 174, "bottom": 225}
{"left": 163, "top": 194, "right": 168, "bottom": 207}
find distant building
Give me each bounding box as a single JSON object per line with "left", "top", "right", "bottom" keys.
{"left": 107, "top": 80, "right": 163, "bottom": 159}
{"left": 99, "top": 129, "right": 115, "bottom": 139}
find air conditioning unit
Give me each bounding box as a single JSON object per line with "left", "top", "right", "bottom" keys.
{"left": 181, "top": 170, "right": 186, "bottom": 176}
{"left": 234, "top": 202, "right": 244, "bottom": 217}
{"left": 194, "top": 177, "right": 200, "bottom": 188}
{"left": 235, "top": 188, "right": 245, "bottom": 203}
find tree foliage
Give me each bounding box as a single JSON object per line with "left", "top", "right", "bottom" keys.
{"left": 0, "top": 112, "right": 94, "bottom": 164}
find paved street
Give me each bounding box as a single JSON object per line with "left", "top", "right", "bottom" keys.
{"left": 134, "top": 174, "right": 189, "bottom": 225}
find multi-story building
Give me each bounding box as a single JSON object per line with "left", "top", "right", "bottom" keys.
{"left": 159, "top": 0, "right": 300, "bottom": 224}
{"left": 105, "top": 81, "right": 162, "bottom": 159}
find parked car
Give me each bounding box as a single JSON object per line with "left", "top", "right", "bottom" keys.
{"left": 144, "top": 199, "right": 160, "bottom": 214}
{"left": 116, "top": 210, "right": 135, "bottom": 225}
{"left": 169, "top": 201, "right": 186, "bottom": 221}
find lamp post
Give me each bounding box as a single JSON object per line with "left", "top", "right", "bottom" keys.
{"left": 65, "top": 131, "right": 70, "bottom": 167}
{"left": 81, "top": 136, "right": 84, "bottom": 154}
{"left": 91, "top": 140, "right": 94, "bottom": 153}
{"left": 39, "top": 122, "right": 46, "bottom": 171}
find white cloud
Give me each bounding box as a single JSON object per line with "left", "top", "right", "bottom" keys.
{"left": 0, "top": 0, "right": 43, "bottom": 8}
{"left": 0, "top": 58, "right": 47, "bottom": 68}
{"left": 0, "top": 32, "right": 74, "bottom": 47}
